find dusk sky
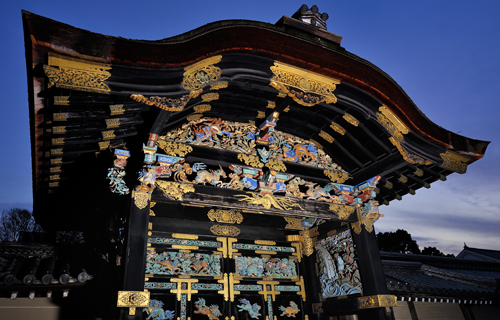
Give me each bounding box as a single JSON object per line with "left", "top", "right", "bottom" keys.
{"left": 1, "top": 1, "right": 499, "bottom": 255}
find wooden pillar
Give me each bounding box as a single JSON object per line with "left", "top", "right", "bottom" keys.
{"left": 351, "top": 223, "right": 395, "bottom": 320}
{"left": 121, "top": 194, "right": 150, "bottom": 320}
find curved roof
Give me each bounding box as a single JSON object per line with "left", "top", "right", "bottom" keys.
{"left": 22, "top": 10, "right": 488, "bottom": 225}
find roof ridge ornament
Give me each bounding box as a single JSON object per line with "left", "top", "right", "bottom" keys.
{"left": 292, "top": 4, "right": 329, "bottom": 30}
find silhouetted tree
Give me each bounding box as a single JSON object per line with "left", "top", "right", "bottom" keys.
{"left": 0, "top": 208, "right": 43, "bottom": 242}
{"left": 377, "top": 229, "right": 421, "bottom": 254}
{"left": 421, "top": 246, "right": 455, "bottom": 257}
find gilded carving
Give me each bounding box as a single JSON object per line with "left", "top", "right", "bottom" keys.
{"left": 265, "top": 159, "right": 287, "bottom": 172}
{"left": 238, "top": 154, "right": 264, "bottom": 168}
{"left": 378, "top": 106, "right": 409, "bottom": 135}
{"left": 358, "top": 295, "right": 397, "bottom": 309}
{"left": 110, "top": 104, "right": 125, "bottom": 115}
{"left": 155, "top": 181, "right": 195, "bottom": 201}
{"left": 210, "top": 81, "right": 228, "bottom": 90}
{"left": 50, "top": 167, "right": 61, "bottom": 173}
{"left": 330, "top": 122, "right": 346, "bottom": 135}
{"left": 257, "top": 111, "right": 266, "bottom": 119}
{"left": 117, "top": 291, "right": 150, "bottom": 308}
{"left": 207, "top": 209, "right": 244, "bottom": 224}
{"left": 52, "top": 126, "right": 66, "bottom": 134}
{"left": 299, "top": 228, "right": 317, "bottom": 256}
{"left": 53, "top": 113, "right": 67, "bottom": 121}
{"left": 51, "top": 138, "right": 64, "bottom": 146}
{"left": 194, "top": 104, "right": 212, "bottom": 113}
{"left": 44, "top": 54, "right": 111, "bottom": 94}
{"left": 182, "top": 56, "right": 222, "bottom": 91}
{"left": 323, "top": 169, "right": 350, "bottom": 183}
{"left": 187, "top": 114, "right": 204, "bottom": 122}
{"left": 267, "top": 101, "right": 276, "bottom": 109}
{"left": 130, "top": 94, "right": 191, "bottom": 112}
{"left": 440, "top": 150, "right": 469, "bottom": 174}
{"left": 99, "top": 141, "right": 110, "bottom": 150}
{"left": 54, "top": 96, "right": 69, "bottom": 105}
{"left": 319, "top": 131, "right": 334, "bottom": 143}
{"left": 132, "top": 191, "right": 150, "bottom": 209}
{"left": 105, "top": 118, "right": 120, "bottom": 129}
{"left": 156, "top": 140, "right": 193, "bottom": 157}
{"left": 51, "top": 158, "right": 62, "bottom": 165}
{"left": 343, "top": 113, "right": 359, "bottom": 126}
{"left": 389, "top": 137, "right": 432, "bottom": 165}
{"left": 235, "top": 193, "right": 304, "bottom": 211}
{"left": 102, "top": 130, "right": 116, "bottom": 140}
{"left": 51, "top": 148, "right": 63, "bottom": 156}
{"left": 210, "top": 225, "right": 241, "bottom": 237}
{"left": 329, "top": 204, "right": 356, "bottom": 220}
{"left": 270, "top": 62, "right": 339, "bottom": 107}
{"left": 284, "top": 217, "right": 303, "bottom": 230}
{"left": 201, "top": 93, "right": 219, "bottom": 102}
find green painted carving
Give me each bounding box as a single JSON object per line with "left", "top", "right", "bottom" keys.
{"left": 146, "top": 251, "right": 221, "bottom": 276}
{"left": 234, "top": 256, "right": 297, "bottom": 279}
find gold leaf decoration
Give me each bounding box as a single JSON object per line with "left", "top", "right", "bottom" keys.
{"left": 194, "top": 104, "right": 211, "bottom": 113}
{"left": 132, "top": 191, "right": 151, "bottom": 210}
{"left": 376, "top": 112, "right": 404, "bottom": 143}
{"left": 265, "top": 159, "right": 287, "bottom": 172}
{"left": 117, "top": 291, "right": 150, "bottom": 308}
{"left": 182, "top": 56, "right": 222, "bottom": 91}
{"left": 105, "top": 118, "right": 120, "bottom": 129}
{"left": 54, "top": 96, "right": 69, "bottom": 105}
{"left": 329, "top": 204, "right": 356, "bottom": 220}
{"left": 210, "top": 225, "right": 240, "bottom": 237}
{"left": 389, "top": 137, "right": 432, "bottom": 166}
{"left": 210, "top": 81, "right": 228, "bottom": 90}
{"left": 110, "top": 104, "right": 125, "bottom": 115}
{"left": 318, "top": 131, "right": 334, "bottom": 143}
{"left": 156, "top": 141, "right": 193, "bottom": 157}
{"left": 257, "top": 111, "right": 266, "bottom": 119}
{"left": 52, "top": 126, "right": 66, "bottom": 134}
{"left": 237, "top": 154, "right": 264, "bottom": 168}
{"left": 130, "top": 94, "right": 191, "bottom": 112}
{"left": 102, "top": 130, "right": 116, "bottom": 140}
{"left": 330, "top": 122, "right": 346, "bottom": 135}
{"left": 44, "top": 66, "right": 111, "bottom": 94}
{"left": 323, "top": 169, "right": 350, "bottom": 183}
{"left": 187, "top": 114, "right": 204, "bottom": 122}
{"left": 343, "top": 113, "right": 359, "bottom": 126}
{"left": 53, "top": 113, "right": 67, "bottom": 121}
{"left": 440, "top": 150, "right": 469, "bottom": 174}
{"left": 235, "top": 193, "right": 304, "bottom": 211}
{"left": 284, "top": 217, "right": 303, "bottom": 230}
{"left": 155, "top": 181, "right": 195, "bottom": 201}
{"left": 207, "top": 209, "right": 243, "bottom": 224}
{"left": 201, "top": 93, "right": 219, "bottom": 102}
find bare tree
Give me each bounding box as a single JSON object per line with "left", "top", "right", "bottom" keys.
{"left": 0, "top": 208, "right": 43, "bottom": 242}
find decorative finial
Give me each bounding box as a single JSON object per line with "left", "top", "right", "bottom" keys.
{"left": 292, "top": 4, "right": 329, "bottom": 30}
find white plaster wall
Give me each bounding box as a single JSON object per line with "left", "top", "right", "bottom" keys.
{"left": 0, "top": 298, "right": 60, "bottom": 320}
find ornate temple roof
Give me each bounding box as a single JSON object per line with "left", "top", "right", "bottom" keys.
{"left": 22, "top": 8, "right": 489, "bottom": 225}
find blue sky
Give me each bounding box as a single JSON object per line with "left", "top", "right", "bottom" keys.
{"left": 1, "top": 1, "right": 499, "bottom": 254}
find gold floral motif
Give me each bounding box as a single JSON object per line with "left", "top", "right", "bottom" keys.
{"left": 210, "top": 81, "right": 228, "bottom": 90}
{"left": 51, "top": 158, "right": 62, "bottom": 165}
{"left": 440, "top": 150, "right": 469, "bottom": 174}
{"left": 351, "top": 208, "right": 374, "bottom": 234}
{"left": 319, "top": 131, "right": 334, "bottom": 143}
{"left": 155, "top": 181, "right": 195, "bottom": 201}
{"left": 358, "top": 295, "right": 396, "bottom": 309}
{"left": 343, "top": 113, "right": 359, "bottom": 126}
{"left": 182, "top": 56, "right": 222, "bottom": 91}
{"left": 266, "top": 101, "right": 276, "bottom": 109}
{"left": 53, "top": 113, "right": 67, "bottom": 121}
{"left": 49, "top": 182, "right": 59, "bottom": 188}
{"left": 50, "top": 167, "right": 61, "bottom": 173}
{"left": 156, "top": 141, "right": 193, "bottom": 157}
{"left": 265, "top": 159, "right": 287, "bottom": 172}
{"left": 207, "top": 209, "right": 244, "bottom": 224}
{"left": 130, "top": 94, "right": 191, "bottom": 112}
{"left": 51, "top": 148, "right": 63, "bottom": 156}
{"left": 194, "top": 104, "right": 211, "bottom": 113}
{"left": 201, "top": 93, "right": 219, "bottom": 102}
{"left": 102, "top": 130, "right": 116, "bottom": 140}
{"left": 99, "top": 141, "right": 110, "bottom": 150}
{"left": 106, "top": 118, "right": 120, "bottom": 129}
{"left": 132, "top": 191, "right": 151, "bottom": 210}
{"left": 187, "top": 114, "right": 204, "bottom": 122}
{"left": 270, "top": 62, "right": 339, "bottom": 107}
{"left": 117, "top": 291, "right": 150, "bottom": 308}
{"left": 110, "top": 104, "right": 125, "bottom": 115}
{"left": 389, "top": 137, "right": 432, "bottom": 165}
{"left": 210, "top": 225, "right": 240, "bottom": 237}
{"left": 323, "top": 169, "right": 350, "bottom": 183}
{"left": 54, "top": 96, "right": 69, "bottom": 105}
{"left": 257, "top": 111, "right": 266, "bottom": 119}
{"left": 300, "top": 227, "right": 317, "bottom": 256}
{"left": 237, "top": 154, "right": 264, "bottom": 168}
{"left": 379, "top": 106, "right": 409, "bottom": 134}
{"left": 330, "top": 122, "right": 346, "bottom": 135}
{"left": 329, "top": 204, "right": 356, "bottom": 220}
{"left": 235, "top": 193, "right": 304, "bottom": 211}
{"left": 284, "top": 217, "right": 303, "bottom": 230}
{"left": 52, "top": 126, "right": 66, "bottom": 134}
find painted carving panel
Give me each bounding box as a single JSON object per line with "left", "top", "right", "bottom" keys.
{"left": 234, "top": 255, "right": 297, "bottom": 279}
{"left": 315, "top": 229, "right": 362, "bottom": 298}
{"left": 146, "top": 250, "right": 222, "bottom": 277}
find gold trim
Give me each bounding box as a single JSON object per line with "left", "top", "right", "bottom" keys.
{"left": 210, "top": 225, "right": 240, "bottom": 237}
{"left": 54, "top": 96, "right": 69, "bottom": 105}
{"left": 132, "top": 191, "right": 151, "bottom": 210}
{"left": 182, "top": 56, "right": 222, "bottom": 91}
{"left": 291, "top": 242, "right": 302, "bottom": 262}
{"left": 319, "top": 131, "right": 334, "bottom": 143}
{"left": 296, "top": 276, "right": 306, "bottom": 301}
{"left": 51, "top": 148, "right": 63, "bottom": 156}
{"left": 117, "top": 291, "right": 150, "bottom": 308}
{"left": 52, "top": 126, "right": 66, "bottom": 134}
{"left": 440, "top": 150, "right": 469, "bottom": 174}
{"left": 324, "top": 169, "right": 350, "bottom": 183}
{"left": 105, "top": 118, "right": 120, "bottom": 129}
{"left": 102, "top": 130, "right": 116, "bottom": 140}
{"left": 414, "top": 168, "right": 424, "bottom": 177}
{"left": 258, "top": 280, "right": 280, "bottom": 301}
{"left": 343, "top": 113, "right": 359, "bottom": 126}
{"left": 329, "top": 204, "right": 356, "bottom": 220}
{"left": 187, "top": 114, "right": 204, "bottom": 122}
{"left": 235, "top": 193, "right": 304, "bottom": 211}
{"left": 194, "top": 104, "right": 211, "bottom": 113}
{"left": 172, "top": 245, "right": 200, "bottom": 250}
{"left": 210, "top": 81, "right": 228, "bottom": 90}
{"left": 358, "top": 295, "right": 397, "bottom": 309}
{"left": 218, "top": 273, "right": 229, "bottom": 301}
{"left": 379, "top": 106, "right": 409, "bottom": 134}
{"left": 284, "top": 217, "right": 303, "bottom": 230}
{"left": 50, "top": 167, "right": 61, "bottom": 173}
{"left": 229, "top": 273, "right": 239, "bottom": 302}
{"left": 172, "top": 233, "right": 199, "bottom": 240}
{"left": 257, "top": 111, "right": 266, "bottom": 119}
{"left": 254, "top": 240, "right": 276, "bottom": 245}
{"left": 53, "top": 113, "right": 67, "bottom": 121}
{"left": 51, "top": 138, "right": 64, "bottom": 146}
{"left": 265, "top": 159, "right": 287, "bottom": 172}
{"left": 267, "top": 101, "right": 276, "bottom": 109}
{"left": 256, "top": 250, "right": 277, "bottom": 255}
{"left": 51, "top": 158, "right": 63, "bottom": 165}
{"left": 299, "top": 227, "right": 317, "bottom": 256}
{"left": 389, "top": 137, "right": 432, "bottom": 165}
{"left": 130, "top": 94, "right": 191, "bottom": 112}
{"left": 110, "top": 104, "right": 125, "bottom": 115}
{"left": 44, "top": 63, "right": 110, "bottom": 94}
{"left": 155, "top": 181, "right": 195, "bottom": 201}
{"left": 330, "top": 122, "right": 346, "bottom": 135}
{"left": 201, "top": 93, "right": 219, "bottom": 102}
{"left": 156, "top": 141, "right": 193, "bottom": 157}
{"left": 217, "top": 237, "right": 228, "bottom": 258}
{"left": 98, "top": 141, "right": 110, "bottom": 150}
{"left": 170, "top": 278, "right": 199, "bottom": 301}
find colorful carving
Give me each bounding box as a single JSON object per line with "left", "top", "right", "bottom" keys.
{"left": 156, "top": 141, "right": 193, "bottom": 157}
{"left": 193, "top": 298, "right": 222, "bottom": 320}
{"left": 182, "top": 56, "right": 222, "bottom": 91}
{"left": 234, "top": 256, "right": 297, "bottom": 279}
{"left": 279, "top": 302, "right": 300, "bottom": 317}
{"left": 235, "top": 193, "right": 303, "bottom": 211}
{"left": 237, "top": 298, "right": 261, "bottom": 319}
{"left": 146, "top": 251, "right": 221, "bottom": 276}
{"left": 143, "top": 299, "right": 175, "bottom": 320}
{"left": 107, "top": 149, "right": 130, "bottom": 195}
{"left": 194, "top": 164, "right": 227, "bottom": 186}
{"left": 136, "top": 166, "right": 157, "bottom": 193}
{"left": 315, "top": 230, "right": 362, "bottom": 298}
{"left": 210, "top": 225, "right": 240, "bottom": 237}
{"left": 305, "top": 182, "right": 341, "bottom": 203}
{"left": 207, "top": 209, "right": 243, "bottom": 224}
{"left": 155, "top": 181, "right": 194, "bottom": 201}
